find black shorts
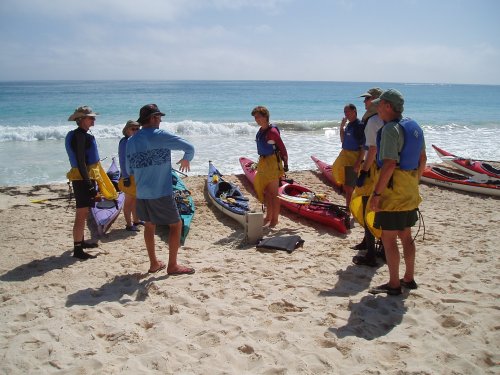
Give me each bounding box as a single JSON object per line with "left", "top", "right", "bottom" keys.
{"left": 72, "top": 180, "right": 96, "bottom": 209}
{"left": 374, "top": 209, "right": 419, "bottom": 231}
{"left": 344, "top": 166, "right": 357, "bottom": 187}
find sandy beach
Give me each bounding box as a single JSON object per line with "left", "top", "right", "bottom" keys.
{"left": 0, "top": 169, "right": 499, "bottom": 374}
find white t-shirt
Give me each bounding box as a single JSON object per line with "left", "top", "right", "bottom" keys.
{"left": 364, "top": 114, "right": 384, "bottom": 147}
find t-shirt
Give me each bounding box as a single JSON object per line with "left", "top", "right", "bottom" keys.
{"left": 364, "top": 114, "right": 384, "bottom": 147}
{"left": 379, "top": 121, "right": 426, "bottom": 162}
{"left": 126, "top": 128, "right": 194, "bottom": 199}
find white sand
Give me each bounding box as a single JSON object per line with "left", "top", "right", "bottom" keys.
{"left": 0, "top": 170, "right": 499, "bottom": 374}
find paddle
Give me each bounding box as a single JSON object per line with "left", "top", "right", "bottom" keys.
{"left": 31, "top": 196, "right": 71, "bottom": 204}
{"left": 173, "top": 168, "right": 188, "bottom": 177}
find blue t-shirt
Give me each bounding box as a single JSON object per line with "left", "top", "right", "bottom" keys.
{"left": 126, "top": 128, "right": 195, "bottom": 199}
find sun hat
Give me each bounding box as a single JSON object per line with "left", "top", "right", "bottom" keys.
{"left": 122, "top": 120, "right": 140, "bottom": 136}
{"left": 359, "top": 87, "right": 383, "bottom": 99}
{"left": 68, "top": 106, "right": 99, "bottom": 121}
{"left": 137, "top": 104, "right": 165, "bottom": 124}
{"left": 371, "top": 89, "right": 404, "bottom": 112}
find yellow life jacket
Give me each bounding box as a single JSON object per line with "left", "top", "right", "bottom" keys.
{"left": 117, "top": 175, "right": 136, "bottom": 197}
{"left": 66, "top": 162, "right": 119, "bottom": 200}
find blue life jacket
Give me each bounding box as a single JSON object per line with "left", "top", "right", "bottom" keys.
{"left": 256, "top": 125, "right": 280, "bottom": 156}
{"left": 342, "top": 119, "right": 365, "bottom": 151}
{"left": 376, "top": 118, "right": 424, "bottom": 170}
{"left": 65, "top": 129, "right": 100, "bottom": 167}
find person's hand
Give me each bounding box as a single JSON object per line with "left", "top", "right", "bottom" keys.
{"left": 123, "top": 177, "right": 131, "bottom": 187}
{"left": 283, "top": 163, "right": 289, "bottom": 172}
{"left": 87, "top": 183, "right": 98, "bottom": 198}
{"left": 356, "top": 170, "right": 368, "bottom": 187}
{"left": 370, "top": 194, "right": 380, "bottom": 211}
{"left": 177, "top": 159, "right": 190, "bottom": 173}
{"left": 340, "top": 117, "right": 347, "bottom": 127}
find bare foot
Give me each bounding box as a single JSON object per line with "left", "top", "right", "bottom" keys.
{"left": 167, "top": 264, "right": 195, "bottom": 276}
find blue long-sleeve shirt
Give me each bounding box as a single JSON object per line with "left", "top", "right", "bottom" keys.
{"left": 126, "top": 128, "right": 194, "bottom": 199}
{"left": 118, "top": 136, "right": 130, "bottom": 178}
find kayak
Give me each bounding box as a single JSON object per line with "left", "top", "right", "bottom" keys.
{"left": 421, "top": 164, "right": 500, "bottom": 197}
{"left": 172, "top": 170, "right": 195, "bottom": 244}
{"left": 240, "top": 157, "right": 350, "bottom": 233}
{"left": 310, "top": 155, "right": 342, "bottom": 191}
{"left": 91, "top": 157, "right": 125, "bottom": 236}
{"left": 432, "top": 145, "right": 500, "bottom": 179}
{"left": 278, "top": 182, "right": 350, "bottom": 234}
{"left": 207, "top": 161, "right": 249, "bottom": 226}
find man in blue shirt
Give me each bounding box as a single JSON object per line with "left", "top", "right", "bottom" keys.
{"left": 126, "top": 104, "right": 195, "bottom": 275}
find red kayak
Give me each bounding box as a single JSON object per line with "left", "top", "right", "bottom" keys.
{"left": 421, "top": 164, "right": 500, "bottom": 197}
{"left": 432, "top": 145, "right": 500, "bottom": 179}
{"left": 310, "top": 155, "right": 342, "bottom": 190}
{"left": 239, "top": 157, "right": 350, "bottom": 233}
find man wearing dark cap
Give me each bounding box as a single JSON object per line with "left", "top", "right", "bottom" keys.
{"left": 351, "top": 88, "right": 385, "bottom": 267}
{"left": 368, "top": 89, "right": 427, "bottom": 296}
{"left": 126, "top": 104, "right": 195, "bottom": 275}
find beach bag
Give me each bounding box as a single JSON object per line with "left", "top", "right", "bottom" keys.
{"left": 256, "top": 235, "right": 304, "bottom": 254}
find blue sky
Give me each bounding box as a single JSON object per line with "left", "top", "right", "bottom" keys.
{"left": 1, "top": 0, "right": 499, "bottom": 84}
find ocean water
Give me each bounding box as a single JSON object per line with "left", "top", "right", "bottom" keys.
{"left": 1, "top": 80, "right": 500, "bottom": 186}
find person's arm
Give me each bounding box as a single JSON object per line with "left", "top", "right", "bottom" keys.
{"left": 74, "top": 131, "right": 91, "bottom": 182}
{"left": 339, "top": 117, "right": 347, "bottom": 143}
{"left": 268, "top": 128, "right": 288, "bottom": 164}
{"left": 370, "top": 159, "right": 397, "bottom": 211}
{"left": 418, "top": 149, "right": 427, "bottom": 179}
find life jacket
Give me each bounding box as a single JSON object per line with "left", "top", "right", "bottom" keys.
{"left": 256, "top": 125, "right": 279, "bottom": 156}
{"left": 376, "top": 118, "right": 424, "bottom": 170}
{"left": 342, "top": 119, "right": 364, "bottom": 151}
{"left": 65, "top": 129, "right": 118, "bottom": 200}
{"left": 65, "top": 129, "right": 100, "bottom": 167}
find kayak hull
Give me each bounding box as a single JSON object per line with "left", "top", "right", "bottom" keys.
{"left": 278, "top": 183, "right": 349, "bottom": 234}
{"left": 172, "top": 171, "right": 195, "bottom": 244}
{"left": 207, "top": 161, "right": 249, "bottom": 226}
{"left": 432, "top": 145, "right": 500, "bottom": 179}
{"left": 91, "top": 157, "right": 124, "bottom": 236}
{"left": 310, "top": 155, "right": 342, "bottom": 189}
{"left": 421, "top": 165, "right": 500, "bottom": 197}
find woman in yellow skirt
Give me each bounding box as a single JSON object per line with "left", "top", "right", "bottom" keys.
{"left": 251, "top": 106, "right": 288, "bottom": 227}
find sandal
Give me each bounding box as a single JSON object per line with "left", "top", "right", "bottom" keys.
{"left": 352, "top": 255, "right": 377, "bottom": 267}
{"left": 400, "top": 278, "right": 418, "bottom": 289}
{"left": 368, "top": 283, "right": 402, "bottom": 296}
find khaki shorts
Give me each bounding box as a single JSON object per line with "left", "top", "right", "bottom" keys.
{"left": 136, "top": 195, "right": 180, "bottom": 225}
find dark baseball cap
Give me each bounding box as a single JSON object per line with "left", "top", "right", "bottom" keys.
{"left": 137, "top": 104, "right": 165, "bottom": 124}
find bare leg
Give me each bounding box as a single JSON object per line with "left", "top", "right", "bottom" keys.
{"left": 73, "top": 207, "right": 89, "bottom": 242}
{"left": 166, "top": 220, "right": 193, "bottom": 274}
{"left": 399, "top": 227, "right": 416, "bottom": 282}
{"left": 263, "top": 179, "right": 280, "bottom": 227}
{"left": 144, "top": 221, "right": 162, "bottom": 271}
{"left": 123, "top": 194, "right": 134, "bottom": 227}
{"left": 344, "top": 185, "right": 354, "bottom": 208}
{"left": 381, "top": 229, "right": 401, "bottom": 288}
{"left": 130, "top": 197, "right": 139, "bottom": 223}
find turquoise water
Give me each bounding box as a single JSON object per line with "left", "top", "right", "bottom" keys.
{"left": 1, "top": 80, "right": 499, "bottom": 185}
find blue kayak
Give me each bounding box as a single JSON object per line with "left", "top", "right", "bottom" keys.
{"left": 172, "top": 170, "right": 195, "bottom": 244}
{"left": 207, "top": 161, "right": 249, "bottom": 226}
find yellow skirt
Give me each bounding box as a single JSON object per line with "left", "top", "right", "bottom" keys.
{"left": 254, "top": 154, "right": 284, "bottom": 203}
{"left": 364, "top": 169, "right": 422, "bottom": 238}
{"left": 332, "top": 149, "right": 361, "bottom": 185}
